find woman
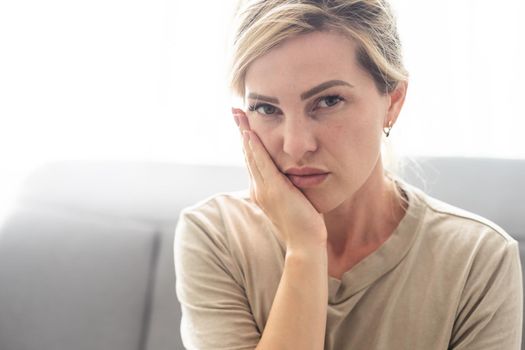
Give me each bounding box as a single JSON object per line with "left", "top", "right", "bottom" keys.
{"left": 175, "top": 1, "right": 522, "bottom": 349}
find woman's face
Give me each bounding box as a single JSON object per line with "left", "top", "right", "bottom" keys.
{"left": 243, "top": 31, "right": 404, "bottom": 213}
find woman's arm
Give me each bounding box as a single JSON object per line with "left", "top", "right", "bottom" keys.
{"left": 256, "top": 247, "right": 328, "bottom": 350}
{"left": 449, "top": 240, "right": 522, "bottom": 349}
{"left": 175, "top": 209, "right": 262, "bottom": 350}
{"left": 234, "top": 109, "right": 329, "bottom": 349}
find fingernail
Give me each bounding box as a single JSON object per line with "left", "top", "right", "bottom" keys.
{"left": 232, "top": 107, "right": 247, "bottom": 116}
{"left": 242, "top": 130, "right": 250, "bottom": 142}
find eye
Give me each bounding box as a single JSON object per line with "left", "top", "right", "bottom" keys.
{"left": 248, "top": 103, "right": 280, "bottom": 116}
{"left": 316, "top": 95, "right": 343, "bottom": 109}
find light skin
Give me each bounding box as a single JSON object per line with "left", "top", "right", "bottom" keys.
{"left": 233, "top": 30, "right": 408, "bottom": 278}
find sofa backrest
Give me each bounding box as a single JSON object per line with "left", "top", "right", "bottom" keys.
{"left": 0, "top": 162, "right": 250, "bottom": 350}
{"left": 0, "top": 157, "right": 523, "bottom": 350}
{"left": 398, "top": 156, "right": 524, "bottom": 239}
{"left": 0, "top": 206, "right": 161, "bottom": 350}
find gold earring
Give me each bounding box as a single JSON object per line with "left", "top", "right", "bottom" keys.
{"left": 383, "top": 121, "right": 393, "bottom": 137}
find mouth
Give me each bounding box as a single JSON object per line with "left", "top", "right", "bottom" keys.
{"left": 284, "top": 167, "right": 330, "bottom": 188}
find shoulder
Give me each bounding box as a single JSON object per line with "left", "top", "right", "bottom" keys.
{"left": 178, "top": 189, "right": 261, "bottom": 228}
{"left": 409, "top": 191, "right": 525, "bottom": 349}
{"left": 402, "top": 184, "right": 521, "bottom": 308}
{"left": 392, "top": 174, "right": 516, "bottom": 250}
{"left": 174, "top": 191, "right": 261, "bottom": 283}
{"left": 416, "top": 187, "right": 516, "bottom": 244}
{"left": 406, "top": 184, "right": 519, "bottom": 267}
{"left": 175, "top": 189, "right": 281, "bottom": 252}
{"left": 175, "top": 190, "right": 286, "bottom": 289}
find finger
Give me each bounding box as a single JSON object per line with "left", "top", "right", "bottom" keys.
{"left": 232, "top": 109, "right": 254, "bottom": 170}
{"left": 241, "top": 133, "right": 258, "bottom": 184}
{"left": 234, "top": 109, "right": 287, "bottom": 191}
{"left": 233, "top": 109, "right": 264, "bottom": 183}
{"left": 249, "top": 183, "right": 258, "bottom": 206}
{"left": 239, "top": 128, "right": 261, "bottom": 206}
{"left": 243, "top": 130, "right": 265, "bottom": 185}
{"left": 233, "top": 109, "right": 251, "bottom": 133}
{"left": 231, "top": 108, "right": 264, "bottom": 199}
{"left": 232, "top": 107, "right": 247, "bottom": 122}
{"left": 244, "top": 129, "right": 284, "bottom": 185}
{"left": 232, "top": 108, "right": 243, "bottom": 127}
{"left": 233, "top": 110, "right": 269, "bottom": 203}
{"left": 238, "top": 129, "right": 258, "bottom": 189}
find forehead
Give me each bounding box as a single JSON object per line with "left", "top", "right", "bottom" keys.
{"left": 244, "top": 31, "right": 368, "bottom": 96}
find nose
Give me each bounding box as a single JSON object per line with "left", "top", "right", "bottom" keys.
{"left": 281, "top": 114, "right": 318, "bottom": 161}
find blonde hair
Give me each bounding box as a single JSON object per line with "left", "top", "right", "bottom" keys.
{"left": 229, "top": 0, "right": 408, "bottom": 97}
{"left": 229, "top": 0, "right": 410, "bottom": 206}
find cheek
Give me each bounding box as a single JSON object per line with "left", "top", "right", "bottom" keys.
{"left": 338, "top": 104, "right": 384, "bottom": 141}
{"left": 248, "top": 117, "right": 280, "bottom": 157}
{"left": 325, "top": 114, "right": 369, "bottom": 143}
{"left": 323, "top": 113, "right": 381, "bottom": 159}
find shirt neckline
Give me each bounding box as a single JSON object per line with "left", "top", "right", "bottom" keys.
{"left": 327, "top": 177, "right": 426, "bottom": 304}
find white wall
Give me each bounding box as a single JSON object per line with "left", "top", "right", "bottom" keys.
{"left": 1, "top": 0, "right": 524, "bottom": 214}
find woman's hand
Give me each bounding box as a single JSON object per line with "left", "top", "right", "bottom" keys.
{"left": 232, "top": 108, "right": 328, "bottom": 254}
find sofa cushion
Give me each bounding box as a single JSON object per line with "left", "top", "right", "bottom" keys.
{"left": 399, "top": 156, "right": 525, "bottom": 240}
{"left": 0, "top": 205, "right": 160, "bottom": 350}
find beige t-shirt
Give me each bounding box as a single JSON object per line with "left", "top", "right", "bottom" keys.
{"left": 174, "top": 178, "right": 523, "bottom": 349}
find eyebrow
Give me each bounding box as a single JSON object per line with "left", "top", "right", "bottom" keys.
{"left": 247, "top": 79, "right": 354, "bottom": 105}
{"left": 300, "top": 80, "right": 354, "bottom": 100}
{"left": 246, "top": 93, "right": 279, "bottom": 104}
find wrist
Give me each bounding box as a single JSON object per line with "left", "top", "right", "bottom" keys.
{"left": 285, "top": 243, "right": 327, "bottom": 262}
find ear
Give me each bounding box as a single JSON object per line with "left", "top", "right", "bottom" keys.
{"left": 384, "top": 81, "right": 408, "bottom": 127}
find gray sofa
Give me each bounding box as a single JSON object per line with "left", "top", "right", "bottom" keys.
{"left": 0, "top": 157, "right": 523, "bottom": 350}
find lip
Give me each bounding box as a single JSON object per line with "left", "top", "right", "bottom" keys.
{"left": 287, "top": 173, "right": 329, "bottom": 188}
{"left": 284, "top": 167, "right": 328, "bottom": 176}
{"left": 284, "top": 167, "right": 330, "bottom": 188}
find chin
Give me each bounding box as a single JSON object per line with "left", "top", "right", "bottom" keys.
{"left": 302, "top": 190, "right": 340, "bottom": 214}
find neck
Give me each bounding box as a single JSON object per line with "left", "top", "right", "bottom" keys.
{"left": 324, "top": 160, "right": 404, "bottom": 257}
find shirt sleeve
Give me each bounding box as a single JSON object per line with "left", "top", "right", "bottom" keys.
{"left": 449, "top": 239, "right": 523, "bottom": 350}
{"left": 174, "top": 206, "right": 261, "bottom": 350}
